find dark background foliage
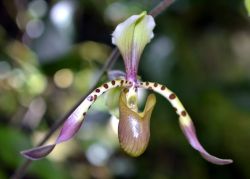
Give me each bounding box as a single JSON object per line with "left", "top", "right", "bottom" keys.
{"left": 0, "top": 0, "right": 249, "bottom": 178}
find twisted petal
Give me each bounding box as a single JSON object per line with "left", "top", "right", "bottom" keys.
{"left": 21, "top": 144, "right": 56, "bottom": 160}
{"left": 112, "top": 12, "right": 155, "bottom": 81}
{"left": 118, "top": 90, "right": 156, "bottom": 157}
{"left": 21, "top": 80, "right": 131, "bottom": 160}
{"left": 139, "top": 81, "right": 233, "bottom": 165}
{"left": 179, "top": 118, "right": 233, "bottom": 165}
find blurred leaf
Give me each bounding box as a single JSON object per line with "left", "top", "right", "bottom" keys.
{"left": 0, "top": 169, "right": 7, "bottom": 179}
{"left": 77, "top": 41, "right": 111, "bottom": 63}
{"left": 0, "top": 126, "right": 69, "bottom": 178}
{"left": 5, "top": 41, "right": 38, "bottom": 65}
{"left": 25, "top": 71, "right": 47, "bottom": 95}
{"left": 73, "top": 69, "right": 95, "bottom": 93}
{"left": 31, "top": 160, "right": 69, "bottom": 179}
{"left": 0, "top": 126, "right": 30, "bottom": 167}
{"left": 0, "top": 92, "right": 17, "bottom": 115}
{"left": 245, "top": 0, "right": 250, "bottom": 16}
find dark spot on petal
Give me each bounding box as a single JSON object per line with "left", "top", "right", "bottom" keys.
{"left": 95, "top": 89, "right": 100, "bottom": 93}
{"left": 83, "top": 112, "right": 86, "bottom": 116}
{"left": 123, "top": 88, "right": 129, "bottom": 93}
{"left": 146, "top": 82, "right": 149, "bottom": 86}
{"left": 148, "top": 87, "right": 153, "bottom": 90}
{"left": 94, "top": 95, "right": 97, "bottom": 101}
{"left": 111, "top": 80, "right": 115, "bottom": 85}
{"left": 161, "top": 85, "right": 166, "bottom": 90}
{"left": 169, "top": 93, "right": 176, "bottom": 100}
{"left": 103, "top": 83, "right": 109, "bottom": 89}
{"left": 181, "top": 111, "right": 187, "bottom": 117}
{"left": 121, "top": 80, "right": 124, "bottom": 85}
{"left": 88, "top": 96, "right": 93, "bottom": 101}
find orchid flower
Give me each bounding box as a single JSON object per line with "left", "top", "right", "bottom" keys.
{"left": 21, "top": 12, "right": 233, "bottom": 165}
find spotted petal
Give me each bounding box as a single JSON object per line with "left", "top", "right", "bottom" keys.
{"left": 112, "top": 12, "right": 155, "bottom": 81}
{"left": 139, "top": 81, "right": 233, "bottom": 165}
{"left": 21, "top": 80, "right": 130, "bottom": 160}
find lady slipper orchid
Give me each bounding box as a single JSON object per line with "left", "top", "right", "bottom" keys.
{"left": 21, "top": 12, "right": 233, "bottom": 165}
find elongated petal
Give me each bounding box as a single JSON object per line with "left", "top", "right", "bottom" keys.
{"left": 21, "top": 144, "right": 55, "bottom": 160}
{"left": 179, "top": 118, "right": 233, "bottom": 165}
{"left": 139, "top": 81, "right": 233, "bottom": 165}
{"left": 21, "top": 80, "right": 131, "bottom": 160}
{"left": 112, "top": 12, "right": 155, "bottom": 81}
{"left": 56, "top": 111, "right": 84, "bottom": 143}
{"left": 118, "top": 91, "right": 156, "bottom": 157}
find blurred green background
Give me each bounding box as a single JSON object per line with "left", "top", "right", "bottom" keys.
{"left": 0, "top": 0, "right": 249, "bottom": 178}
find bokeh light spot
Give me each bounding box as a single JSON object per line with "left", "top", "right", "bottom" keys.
{"left": 27, "top": 72, "right": 47, "bottom": 95}
{"left": 78, "top": 41, "right": 111, "bottom": 63}
{"left": 28, "top": 0, "right": 48, "bottom": 18}
{"left": 22, "top": 97, "right": 46, "bottom": 129}
{"left": 0, "top": 61, "right": 11, "bottom": 79}
{"left": 54, "top": 68, "right": 74, "bottom": 88}
{"left": 8, "top": 69, "right": 25, "bottom": 89}
{"left": 50, "top": 1, "right": 74, "bottom": 28}
{"left": 105, "top": 2, "right": 129, "bottom": 23}
{"left": 26, "top": 19, "right": 45, "bottom": 38}
{"left": 86, "top": 143, "right": 110, "bottom": 166}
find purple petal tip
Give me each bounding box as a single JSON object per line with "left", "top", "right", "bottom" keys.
{"left": 200, "top": 153, "right": 233, "bottom": 165}
{"left": 21, "top": 144, "right": 55, "bottom": 160}
{"left": 180, "top": 118, "right": 233, "bottom": 165}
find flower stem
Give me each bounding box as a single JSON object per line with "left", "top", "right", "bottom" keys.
{"left": 11, "top": 0, "right": 175, "bottom": 178}
{"left": 149, "top": 0, "right": 175, "bottom": 17}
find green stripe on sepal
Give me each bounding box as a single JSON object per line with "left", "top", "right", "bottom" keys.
{"left": 112, "top": 12, "right": 155, "bottom": 80}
